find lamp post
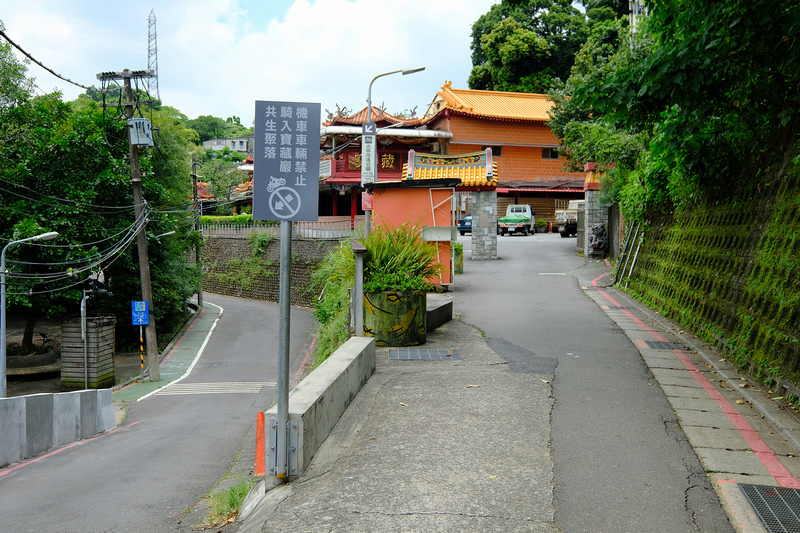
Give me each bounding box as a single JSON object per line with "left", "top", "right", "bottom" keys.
{"left": 1, "top": 231, "right": 59, "bottom": 397}
{"left": 362, "top": 67, "right": 426, "bottom": 233}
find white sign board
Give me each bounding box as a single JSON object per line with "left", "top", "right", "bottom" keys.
{"left": 361, "top": 122, "right": 377, "bottom": 185}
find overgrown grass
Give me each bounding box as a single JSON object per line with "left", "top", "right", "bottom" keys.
{"left": 205, "top": 479, "right": 255, "bottom": 526}
{"left": 206, "top": 231, "right": 276, "bottom": 290}
{"left": 311, "top": 239, "right": 356, "bottom": 366}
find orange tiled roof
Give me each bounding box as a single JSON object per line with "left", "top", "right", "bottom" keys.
{"left": 424, "top": 81, "right": 553, "bottom": 122}
{"left": 401, "top": 150, "right": 498, "bottom": 187}
{"left": 324, "top": 106, "right": 427, "bottom": 127}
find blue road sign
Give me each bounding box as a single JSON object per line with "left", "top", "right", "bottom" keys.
{"left": 132, "top": 301, "right": 149, "bottom": 325}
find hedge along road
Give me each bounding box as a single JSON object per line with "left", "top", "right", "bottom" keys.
{"left": 452, "top": 232, "right": 733, "bottom": 533}
{"left": 0, "top": 294, "right": 314, "bottom": 533}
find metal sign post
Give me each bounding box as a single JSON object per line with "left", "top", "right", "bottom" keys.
{"left": 253, "top": 100, "right": 320, "bottom": 478}
{"left": 132, "top": 301, "right": 149, "bottom": 379}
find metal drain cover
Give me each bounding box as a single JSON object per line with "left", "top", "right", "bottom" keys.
{"left": 643, "top": 340, "right": 684, "bottom": 350}
{"left": 740, "top": 483, "right": 800, "bottom": 532}
{"left": 388, "top": 348, "right": 462, "bottom": 361}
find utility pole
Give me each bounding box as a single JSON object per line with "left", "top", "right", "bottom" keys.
{"left": 191, "top": 158, "right": 203, "bottom": 308}
{"left": 97, "top": 69, "right": 160, "bottom": 381}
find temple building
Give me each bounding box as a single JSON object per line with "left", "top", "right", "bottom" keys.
{"left": 319, "top": 82, "right": 586, "bottom": 225}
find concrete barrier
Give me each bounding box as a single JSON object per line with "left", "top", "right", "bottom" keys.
{"left": 426, "top": 293, "right": 453, "bottom": 332}
{"left": 0, "top": 389, "right": 116, "bottom": 469}
{"left": 265, "top": 337, "right": 375, "bottom": 476}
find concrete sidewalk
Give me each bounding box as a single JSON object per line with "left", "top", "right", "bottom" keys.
{"left": 238, "top": 272, "right": 800, "bottom": 532}
{"left": 240, "top": 317, "right": 558, "bottom": 533}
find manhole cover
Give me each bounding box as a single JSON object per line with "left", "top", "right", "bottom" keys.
{"left": 388, "top": 348, "right": 461, "bottom": 361}
{"left": 740, "top": 483, "right": 800, "bottom": 532}
{"left": 643, "top": 340, "right": 684, "bottom": 350}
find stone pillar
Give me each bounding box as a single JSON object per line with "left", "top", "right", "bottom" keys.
{"left": 583, "top": 189, "right": 609, "bottom": 257}
{"left": 470, "top": 190, "right": 497, "bottom": 260}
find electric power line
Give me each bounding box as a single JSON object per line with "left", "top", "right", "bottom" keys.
{"left": 0, "top": 28, "right": 91, "bottom": 90}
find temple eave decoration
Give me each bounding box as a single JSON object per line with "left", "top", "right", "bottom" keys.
{"left": 401, "top": 149, "right": 498, "bottom": 188}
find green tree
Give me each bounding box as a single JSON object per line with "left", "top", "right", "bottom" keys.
{"left": 187, "top": 114, "right": 228, "bottom": 143}
{"left": 202, "top": 159, "right": 247, "bottom": 202}
{"left": 0, "top": 42, "right": 200, "bottom": 350}
{"left": 187, "top": 114, "right": 253, "bottom": 143}
{"left": 0, "top": 23, "right": 34, "bottom": 107}
{"left": 469, "top": 0, "right": 588, "bottom": 93}
{"left": 571, "top": 0, "right": 800, "bottom": 210}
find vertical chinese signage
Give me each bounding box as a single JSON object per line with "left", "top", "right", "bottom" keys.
{"left": 253, "top": 101, "right": 320, "bottom": 221}
{"left": 361, "top": 122, "right": 377, "bottom": 185}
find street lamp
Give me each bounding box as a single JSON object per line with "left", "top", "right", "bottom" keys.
{"left": 362, "top": 67, "right": 426, "bottom": 233}
{"left": 366, "top": 67, "right": 426, "bottom": 123}
{"left": 1, "top": 231, "right": 59, "bottom": 397}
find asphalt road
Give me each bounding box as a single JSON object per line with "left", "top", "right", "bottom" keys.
{"left": 0, "top": 295, "right": 313, "bottom": 533}
{"left": 452, "top": 232, "right": 733, "bottom": 533}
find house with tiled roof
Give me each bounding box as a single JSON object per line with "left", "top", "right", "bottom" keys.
{"left": 423, "top": 82, "right": 586, "bottom": 221}
{"left": 319, "top": 106, "right": 451, "bottom": 222}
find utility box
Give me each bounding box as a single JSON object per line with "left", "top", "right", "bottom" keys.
{"left": 61, "top": 315, "right": 116, "bottom": 390}
{"left": 127, "top": 117, "right": 154, "bottom": 147}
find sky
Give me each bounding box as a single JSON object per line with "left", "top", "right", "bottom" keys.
{"left": 1, "top": 0, "right": 497, "bottom": 126}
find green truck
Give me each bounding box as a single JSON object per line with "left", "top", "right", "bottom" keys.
{"left": 498, "top": 204, "right": 535, "bottom": 236}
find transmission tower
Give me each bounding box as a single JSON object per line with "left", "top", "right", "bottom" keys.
{"left": 147, "top": 9, "right": 160, "bottom": 100}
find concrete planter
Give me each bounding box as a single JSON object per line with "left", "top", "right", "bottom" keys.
{"left": 363, "top": 290, "right": 427, "bottom": 346}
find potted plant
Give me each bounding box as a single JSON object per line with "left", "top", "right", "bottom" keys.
{"left": 361, "top": 223, "right": 442, "bottom": 346}
{"left": 453, "top": 242, "right": 464, "bottom": 274}
{"left": 535, "top": 218, "right": 549, "bottom": 233}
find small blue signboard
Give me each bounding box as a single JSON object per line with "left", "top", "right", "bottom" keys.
{"left": 132, "top": 301, "right": 149, "bottom": 325}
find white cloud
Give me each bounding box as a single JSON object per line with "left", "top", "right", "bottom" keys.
{"left": 2, "top": 0, "right": 495, "bottom": 124}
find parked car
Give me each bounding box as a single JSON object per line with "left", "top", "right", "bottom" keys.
{"left": 498, "top": 204, "right": 535, "bottom": 236}
{"left": 457, "top": 215, "right": 472, "bottom": 235}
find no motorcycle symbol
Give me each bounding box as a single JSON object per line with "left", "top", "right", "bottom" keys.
{"left": 269, "top": 187, "right": 302, "bottom": 219}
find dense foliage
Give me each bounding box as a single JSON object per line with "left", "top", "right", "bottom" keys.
{"left": 0, "top": 30, "right": 200, "bottom": 350}
{"left": 551, "top": 0, "right": 800, "bottom": 217}
{"left": 469, "top": 0, "right": 589, "bottom": 93}
{"left": 311, "top": 223, "right": 441, "bottom": 364}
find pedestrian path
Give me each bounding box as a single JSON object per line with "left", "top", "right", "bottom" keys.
{"left": 584, "top": 276, "right": 800, "bottom": 532}
{"left": 112, "top": 302, "right": 223, "bottom": 404}
{"left": 240, "top": 260, "right": 800, "bottom": 533}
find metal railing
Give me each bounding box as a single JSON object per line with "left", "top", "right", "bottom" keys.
{"left": 200, "top": 217, "right": 365, "bottom": 239}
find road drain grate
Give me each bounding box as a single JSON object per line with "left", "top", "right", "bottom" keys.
{"left": 389, "top": 348, "right": 462, "bottom": 361}
{"left": 740, "top": 483, "right": 800, "bottom": 532}
{"left": 643, "top": 340, "right": 685, "bottom": 350}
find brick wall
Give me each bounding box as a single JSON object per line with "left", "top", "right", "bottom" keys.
{"left": 445, "top": 116, "right": 586, "bottom": 183}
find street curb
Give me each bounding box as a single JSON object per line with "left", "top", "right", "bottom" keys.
{"left": 615, "top": 288, "right": 800, "bottom": 456}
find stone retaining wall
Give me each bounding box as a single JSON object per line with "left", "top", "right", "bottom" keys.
{"left": 200, "top": 236, "right": 339, "bottom": 307}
